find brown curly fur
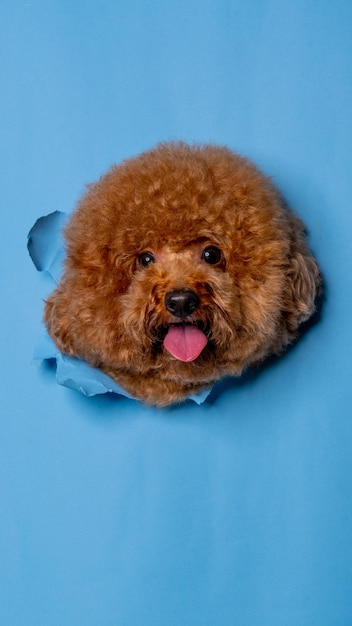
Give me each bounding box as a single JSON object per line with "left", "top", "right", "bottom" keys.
{"left": 44, "top": 142, "right": 321, "bottom": 406}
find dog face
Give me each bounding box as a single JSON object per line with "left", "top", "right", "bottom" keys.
{"left": 44, "top": 142, "right": 321, "bottom": 406}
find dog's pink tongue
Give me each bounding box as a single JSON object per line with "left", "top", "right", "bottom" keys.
{"left": 164, "top": 325, "right": 208, "bottom": 362}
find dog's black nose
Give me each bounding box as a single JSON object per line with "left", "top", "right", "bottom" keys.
{"left": 165, "top": 289, "right": 200, "bottom": 318}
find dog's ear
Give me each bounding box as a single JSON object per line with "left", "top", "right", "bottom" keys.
{"left": 44, "top": 285, "right": 77, "bottom": 355}
{"left": 283, "top": 217, "right": 322, "bottom": 334}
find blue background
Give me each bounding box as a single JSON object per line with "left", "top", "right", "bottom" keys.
{"left": 1, "top": 2, "right": 352, "bottom": 624}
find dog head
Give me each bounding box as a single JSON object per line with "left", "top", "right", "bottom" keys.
{"left": 44, "top": 142, "right": 321, "bottom": 405}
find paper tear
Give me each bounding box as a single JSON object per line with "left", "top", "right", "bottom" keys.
{"left": 56, "top": 353, "right": 136, "bottom": 398}
{"left": 28, "top": 211, "right": 212, "bottom": 405}
{"left": 27, "top": 211, "right": 67, "bottom": 283}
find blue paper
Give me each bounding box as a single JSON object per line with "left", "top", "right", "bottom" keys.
{"left": 28, "top": 211, "right": 211, "bottom": 405}
{"left": 27, "top": 211, "right": 68, "bottom": 283}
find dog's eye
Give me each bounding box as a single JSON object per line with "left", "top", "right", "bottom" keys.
{"left": 202, "top": 246, "right": 222, "bottom": 265}
{"left": 138, "top": 251, "right": 155, "bottom": 268}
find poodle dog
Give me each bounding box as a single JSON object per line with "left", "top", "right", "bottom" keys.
{"left": 44, "top": 142, "right": 321, "bottom": 406}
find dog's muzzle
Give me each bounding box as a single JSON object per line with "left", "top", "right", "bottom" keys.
{"left": 159, "top": 289, "right": 209, "bottom": 362}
